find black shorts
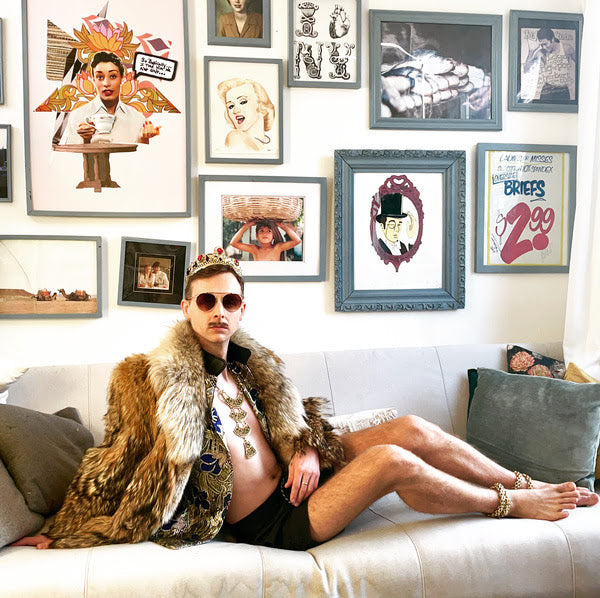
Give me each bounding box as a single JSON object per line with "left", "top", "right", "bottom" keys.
{"left": 230, "top": 479, "right": 317, "bottom": 551}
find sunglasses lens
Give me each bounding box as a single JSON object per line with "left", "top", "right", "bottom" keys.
{"left": 196, "top": 293, "right": 217, "bottom": 311}
{"left": 223, "top": 294, "right": 242, "bottom": 311}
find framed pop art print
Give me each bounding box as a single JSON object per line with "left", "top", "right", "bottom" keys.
{"left": 117, "top": 237, "right": 190, "bottom": 308}
{"left": 334, "top": 149, "right": 465, "bottom": 311}
{"left": 370, "top": 11, "right": 502, "bottom": 130}
{"left": 476, "top": 143, "right": 577, "bottom": 273}
{"left": 199, "top": 174, "right": 327, "bottom": 281}
{"left": 288, "top": 0, "right": 361, "bottom": 89}
{"left": 0, "top": 235, "right": 102, "bottom": 319}
{"left": 204, "top": 56, "right": 283, "bottom": 164}
{"left": 208, "top": 0, "right": 271, "bottom": 48}
{"left": 508, "top": 11, "right": 583, "bottom": 113}
{"left": 22, "top": 0, "right": 191, "bottom": 217}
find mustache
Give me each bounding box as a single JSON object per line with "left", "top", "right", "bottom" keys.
{"left": 208, "top": 322, "right": 229, "bottom": 329}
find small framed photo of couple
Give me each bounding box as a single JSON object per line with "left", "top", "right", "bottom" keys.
{"left": 288, "top": 0, "right": 361, "bottom": 89}
{"left": 508, "top": 11, "right": 583, "bottom": 113}
{"left": 207, "top": 0, "right": 271, "bottom": 48}
{"left": 198, "top": 174, "right": 327, "bottom": 281}
{"left": 0, "top": 235, "right": 102, "bottom": 319}
{"left": 118, "top": 237, "right": 191, "bottom": 308}
{"left": 204, "top": 56, "right": 283, "bottom": 164}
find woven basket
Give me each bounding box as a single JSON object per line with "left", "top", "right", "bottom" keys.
{"left": 222, "top": 195, "right": 302, "bottom": 222}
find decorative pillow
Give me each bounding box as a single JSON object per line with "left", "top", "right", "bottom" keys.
{"left": 0, "top": 404, "right": 94, "bottom": 515}
{"left": 0, "top": 458, "right": 44, "bottom": 548}
{"left": 507, "top": 344, "right": 566, "bottom": 379}
{"left": 466, "top": 368, "right": 600, "bottom": 490}
{"left": 329, "top": 408, "right": 399, "bottom": 434}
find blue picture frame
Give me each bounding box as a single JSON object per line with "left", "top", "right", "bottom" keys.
{"left": 207, "top": 0, "right": 271, "bottom": 48}
{"left": 334, "top": 149, "right": 465, "bottom": 311}
{"left": 369, "top": 10, "right": 502, "bottom": 130}
{"left": 476, "top": 143, "right": 577, "bottom": 273}
{"left": 508, "top": 10, "right": 583, "bottom": 113}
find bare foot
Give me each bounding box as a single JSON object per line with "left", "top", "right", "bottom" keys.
{"left": 10, "top": 534, "right": 53, "bottom": 549}
{"left": 508, "top": 482, "right": 579, "bottom": 521}
{"left": 532, "top": 480, "right": 600, "bottom": 507}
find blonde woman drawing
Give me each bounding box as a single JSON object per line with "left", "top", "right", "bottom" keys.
{"left": 217, "top": 77, "right": 275, "bottom": 152}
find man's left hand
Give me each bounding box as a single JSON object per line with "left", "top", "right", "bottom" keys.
{"left": 285, "top": 446, "right": 320, "bottom": 506}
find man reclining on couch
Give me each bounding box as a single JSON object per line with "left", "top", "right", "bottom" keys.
{"left": 13, "top": 249, "right": 599, "bottom": 550}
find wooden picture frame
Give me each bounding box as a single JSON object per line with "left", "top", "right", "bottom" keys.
{"left": 22, "top": 0, "right": 191, "bottom": 217}
{"left": 369, "top": 10, "right": 502, "bottom": 130}
{"left": 117, "top": 237, "right": 190, "bottom": 308}
{"left": 288, "top": 0, "right": 361, "bottom": 89}
{"left": 334, "top": 149, "right": 465, "bottom": 311}
{"left": 0, "top": 235, "right": 102, "bottom": 318}
{"left": 476, "top": 143, "right": 577, "bottom": 273}
{"left": 0, "top": 125, "right": 11, "bottom": 203}
{"left": 199, "top": 174, "right": 327, "bottom": 281}
{"left": 508, "top": 10, "right": 583, "bottom": 113}
{"left": 207, "top": 0, "right": 271, "bottom": 48}
{"left": 204, "top": 56, "right": 283, "bottom": 164}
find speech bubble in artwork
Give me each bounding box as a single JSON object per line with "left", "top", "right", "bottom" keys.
{"left": 133, "top": 52, "right": 178, "bottom": 81}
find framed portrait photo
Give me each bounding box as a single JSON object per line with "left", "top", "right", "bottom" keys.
{"left": 22, "top": 0, "right": 191, "bottom": 217}
{"left": 0, "top": 125, "right": 11, "bottom": 202}
{"left": 0, "top": 19, "right": 4, "bottom": 104}
{"left": 0, "top": 235, "right": 102, "bottom": 319}
{"left": 476, "top": 143, "right": 577, "bottom": 273}
{"left": 208, "top": 0, "right": 271, "bottom": 48}
{"left": 199, "top": 174, "right": 327, "bottom": 281}
{"left": 204, "top": 56, "right": 283, "bottom": 164}
{"left": 288, "top": 0, "right": 361, "bottom": 89}
{"left": 509, "top": 11, "right": 583, "bottom": 113}
{"left": 369, "top": 11, "right": 502, "bottom": 130}
{"left": 334, "top": 149, "right": 465, "bottom": 311}
{"left": 118, "top": 237, "right": 191, "bottom": 308}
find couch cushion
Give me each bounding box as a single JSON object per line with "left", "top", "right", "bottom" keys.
{"left": 507, "top": 344, "right": 566, "bottom": 378}
{"left": 0, "top": 458, "right": 44, "bottom": 548}
{"left": 466, "top": 368, "right": 600, "bottom": 490}
{"left": 329, "top": 408, "right": 398, "bottom": 433}
{"left": 0, "top": 404, "right": 94, "bottom": 514}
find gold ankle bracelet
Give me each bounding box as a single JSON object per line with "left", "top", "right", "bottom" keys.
{"left": 513, "top": 471, "right": 533, "bottom": 490}
{"left": 488, "top": 482, "right": 512, "bottom": 518}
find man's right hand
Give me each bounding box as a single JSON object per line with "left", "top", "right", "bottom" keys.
{"left": 10, "top": 534, "right": 53, "bottom": 549}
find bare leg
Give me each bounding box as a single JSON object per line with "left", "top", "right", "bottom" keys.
{"left": 10, "top": 534, "right": 52, "bottom": 549}
{"left": 308, "top": 445, "right": 580, "bottom": 543}
{"left": 342, "top": 416, "right": 599, "bottom": 506}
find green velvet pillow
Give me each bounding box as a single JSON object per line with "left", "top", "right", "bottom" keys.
{"left": 0, "top": 404, "right": 94, "bottom": 515}
{"left": 466, "top": 368, "right": 600, "bottom": 490}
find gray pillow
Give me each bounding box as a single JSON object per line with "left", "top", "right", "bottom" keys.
{"left": 0, "top": 404, "right": 94, "bottom": 515}
{"left": 0, "top": 458, "right": 45, "bottom": 548}
{"left": 466, "top": 368, "right": 600, "bottom": 490}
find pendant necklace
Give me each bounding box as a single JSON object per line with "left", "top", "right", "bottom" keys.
{"left": 215, "top": 386, "right": 257, "bottom": 459}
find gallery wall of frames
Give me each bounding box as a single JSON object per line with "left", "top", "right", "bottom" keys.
{"left": 0, "top": 0, "right": 583, "bottom": 366}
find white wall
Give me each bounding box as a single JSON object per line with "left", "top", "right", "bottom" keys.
{"left": 0, "top": 0, "right": 582, "bottom": 367}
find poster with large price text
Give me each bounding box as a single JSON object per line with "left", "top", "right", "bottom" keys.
{"left": 476, "top": 144, "right": 576, "bottom": 272}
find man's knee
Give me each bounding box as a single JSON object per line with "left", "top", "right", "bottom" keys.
{"left": 394, "top": 415, "right": 441, "bottom": 451}
{"left": 363, "top": 444, "right": 423, "bottom": 491}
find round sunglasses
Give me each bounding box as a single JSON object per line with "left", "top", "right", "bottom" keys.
{"left": 192, "top": 292, "right": 243, "bottom": 312}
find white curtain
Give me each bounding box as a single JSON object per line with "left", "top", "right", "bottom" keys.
{"left": 563, "top": 0, "right": 600, "bottom": 378}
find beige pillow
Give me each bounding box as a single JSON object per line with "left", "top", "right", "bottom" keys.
{"left": 565, "top": 363, "right": 600, "bottom": 478}
{"left": 329, "top": 408, "right": 399, "bottom": 434}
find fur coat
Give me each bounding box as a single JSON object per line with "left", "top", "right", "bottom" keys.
{"left": 47, "top": 321, "right": 344, "bottom": 548}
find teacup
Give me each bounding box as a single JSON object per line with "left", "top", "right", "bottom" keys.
{"left": 87, "top": 114, "right": 115, "bottom": 134}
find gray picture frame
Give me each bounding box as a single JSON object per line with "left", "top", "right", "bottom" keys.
{"left": 334, "top": 149, "right": 465, "bottom": 311}
{"left": 369, "top": 10, "right": 502, "bottom": 131}
{"left": 288, "top": 0, "right": 361, "bottom": 89}
{"left": 476, "top": 143, "right": 577, "bottom": 273}
{"left": 0, "top": 235, "right": 102, "bottom": 319}
{"left": 204, "top": 56, "right": 283, "bottom": 164}
{"left": 508, "top": 10, "right": 583, "bottom": 113}
{"left": 117, "top": 237, "right": 191, "bottom": 308}
{"left": 207, "top": 0, "right": 271, "bottom": 48}
{"left": 198, "top": 174, "right": 327, "bottom": 281}
{"left": 0, "top": 124, "right": 11, "bottom": 203}
{"left": 21, "top": 0, "right": 192, "bottom": 217}
{"left": 0, "top": 19, "right": 4, "bottom": 105}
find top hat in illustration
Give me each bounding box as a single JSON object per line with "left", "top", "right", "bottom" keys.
{"left": 375, "top": 193, "right": 408, "bottom": 223}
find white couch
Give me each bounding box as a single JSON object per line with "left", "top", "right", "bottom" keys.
{"left": 1, "top": 341, "right": 599, "bottom": 598}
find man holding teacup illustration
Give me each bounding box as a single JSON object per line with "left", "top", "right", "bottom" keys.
{"left": 60, "top": 51, "right": 160, "bottom": 145}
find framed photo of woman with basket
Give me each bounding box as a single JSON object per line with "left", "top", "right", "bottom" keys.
{"left": 198, "top": 174, "right": 327, "bottom": 281}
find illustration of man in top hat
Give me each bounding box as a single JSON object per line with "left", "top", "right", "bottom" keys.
{"left": 376, "top": 192, "right": 417, "bottom": 255}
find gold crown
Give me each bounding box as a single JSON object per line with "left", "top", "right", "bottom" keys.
{"left": 185, "top": 248, "right": 243, "bottom": 285}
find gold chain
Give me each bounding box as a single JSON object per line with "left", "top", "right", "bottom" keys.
{"left": 215, "top": 386, "right": 257, "bottom": 459}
